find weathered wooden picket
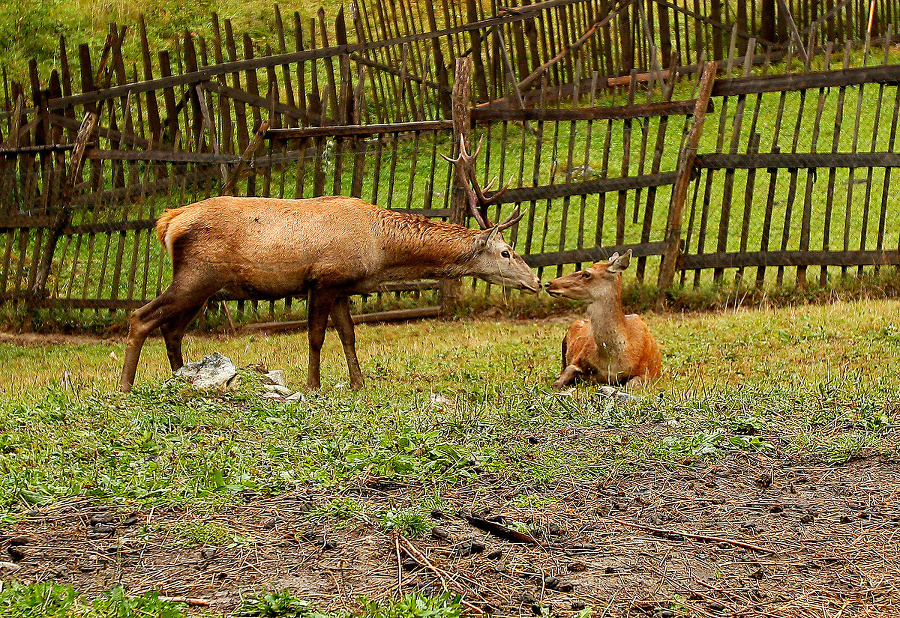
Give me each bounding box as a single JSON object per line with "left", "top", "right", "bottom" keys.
{"left": 0, "top": 0, "right": 898, "bottom": 327}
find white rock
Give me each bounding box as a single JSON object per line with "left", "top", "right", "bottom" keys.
{"left": 175, "top": 352, "right": 237, "bottom": 389}
{"left": 285, "top": 391, "right": 305, "bottom": 402}
{"left": 264, "top": 370, "right": 286, "bottom": 387}
{"left": 263, "top": 384, "right": 293, "bottom": 396}
{"left": 0, "top": 561, "right": 21, "bottom": 573}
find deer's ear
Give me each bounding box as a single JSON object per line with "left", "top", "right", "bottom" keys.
{"left": 608, "top": 249, "right": 632, "bottom": 273}
{"left": 474, "top": 226, "right": 500, "bottom": 251}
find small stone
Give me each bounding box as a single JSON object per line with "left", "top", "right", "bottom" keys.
{"left": 430, "top": 509, "right": 446, "bottom": 519}
{"left": 667, "top": 533, "right": 684, "bottom": 541}
{"left": 401, "top": 557, "right": 421, "bottom": 571}
{"left": 457, "top": 540, "right": 485, "bottom": 557}
{"left": 90, "top": 512, "right": 116, "bottom": 525}
{"left": 556, "top": 581, "right": 575, "bottom": 593}
{"left": 567, "top": 561, "right": 586, "bottom": 572}
{"left": 7, "top": 547, "right": 25, "bottom": 562}
{"left": 0, "top": 561, "right": 21, "bottom": 573}
{"left": 799, "top": 512, "right": 815, "bottom": 523}
{"left": 79, "top": 564, "right": 98, "bottom": 573}
{"left": 262, "top": 517, "right": 277, "bottom": 530}
{"left": 653, "top": 611, "right": 675, "bottom": 618}
{"left": 122, "top": 515, "right": 141, "bottom": 527}
{"left": 7, "top": 536, "right": 30, "bottom": 546}
{"left": 323, "top": 539, "right": 338, "bottom": 550}
{"left": 285, "top": 392, "right": 305, "bottom": 402}
{"left": 93, "top": 523, "right": 117, "bottom": 534}
{"left": 548, "top": 523, "right": 562, "bottom": 536}
{"left": 749, "top": 568, "right": 765, "bottom": 580}
{"left": 263, "top": 384, "right": 294, "bottom": 396}
{"left": 604, "top": 566, "right": 617, "bottom": 574}
{"left": 543, "top": 576, "right": 560, "bottom": 589}
{"left": 768, "top": 504, "right": 784, "bottom": 513}
{"left": 264, "top": 370, "right": 286, "bottom": 387}
{"left": 520, "top": 593, "right": 537, "bottom": 605}
{"left": 200, "top": 547, "right": 218, "bottom": 560}
{"left": 431, "top": 526, "right": 451, "bottom": 541}
{"left": 571, "top": 601, "right": 586, "bottom": 611}
{"left": 840, "top": 515, "right": 852, "bottom": 523}
{"left": 486, "top": 549, "right": 503, "bottom": 560}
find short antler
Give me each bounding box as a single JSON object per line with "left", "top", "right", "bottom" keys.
{"left": 442, "top": 135, "right": 518, "bottom": 230}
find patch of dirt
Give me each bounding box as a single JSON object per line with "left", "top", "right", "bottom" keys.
{"left": 3, "top": 450, "right": 899, "bottom": 617}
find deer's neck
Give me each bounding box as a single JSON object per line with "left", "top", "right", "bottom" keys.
{"left": 585, "top": 286, "right": 628, "bottom": 356}
{"left": 376, "top": 212, "right": 479, "bottom": 279}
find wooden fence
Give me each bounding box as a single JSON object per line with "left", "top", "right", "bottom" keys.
{"left": 0, "top": 0, "right": 898, "bottom": 326}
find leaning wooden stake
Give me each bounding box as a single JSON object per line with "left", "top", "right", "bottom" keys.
{"left": 440, "top": 57, "right": 472, "bottom": 316}
{"left": 222, "top": 120, "right": 270, "bottom": 196}
{"left": 656, "top": 61, "right": 717, "bottom": 311}
{"left": 31, "top": 111, "right": 98, "bottom": 299}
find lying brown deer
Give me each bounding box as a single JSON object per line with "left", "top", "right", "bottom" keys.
{"left": 118, "top": 138, "right": 540, "bottom": 392}
{"left": 545, "top": 250, "right": 661, "bottom": 389}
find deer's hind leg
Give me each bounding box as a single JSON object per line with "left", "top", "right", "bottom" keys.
{"left": 160, "top": 304, "right": 206, "bottom": 372}
{"left": 119, "top": 275, "right": 221, "bottom": 393}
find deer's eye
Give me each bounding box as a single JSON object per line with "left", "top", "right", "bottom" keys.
{"left": 581, "top": 271, "right": 591, "bottom": 279}
{"left": 501, "top": 250, "right": 511, "bottom": 258}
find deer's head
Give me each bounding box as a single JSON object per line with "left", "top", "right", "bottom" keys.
{"left": 545, "top": 250, "right": 632, "bottom": 301}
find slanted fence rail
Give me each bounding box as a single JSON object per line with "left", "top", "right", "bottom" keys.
{"left": 0, "top": 0, "right": 899, "bottom": 326}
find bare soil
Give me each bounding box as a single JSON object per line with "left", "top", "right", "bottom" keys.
{"left": 3, "top": 444, "right": 899, "bottom": 617}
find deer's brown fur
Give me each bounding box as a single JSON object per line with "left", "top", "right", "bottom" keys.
{"left": 546, "top": 250, "right": 661, "bottom": 389}
{"left": 119, "top": 194, "right": 539, "bottom": 393}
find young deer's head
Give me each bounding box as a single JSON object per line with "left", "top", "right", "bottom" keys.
{"left": 545, "top": 250, "right": 632, "bottom": 301}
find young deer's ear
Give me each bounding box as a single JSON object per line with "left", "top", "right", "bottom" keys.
{"left": 474, "top": 226, "right": 500, "bottom": 251}
{"left": 607, "top": 249, "right": 632, "bottom": 273}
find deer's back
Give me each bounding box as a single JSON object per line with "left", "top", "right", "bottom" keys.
{"left": 159, "top": 196, "right": 385, "bottom": 295}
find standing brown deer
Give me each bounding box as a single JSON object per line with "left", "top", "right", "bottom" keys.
{"left": 545, "top": 250, "right": 661, "bottom": 389}
{"left": 118, "top": 139, "right": 540, "bottom": 393}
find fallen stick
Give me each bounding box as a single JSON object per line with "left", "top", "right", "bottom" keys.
{"left": 392, "top": 532, "right": 403, "bottom": 597}
{"left": 613, "top": 518, "right": 778, "bottom": 555}
{"left": 462, "top": 513, "right": 542, "bottom": 546}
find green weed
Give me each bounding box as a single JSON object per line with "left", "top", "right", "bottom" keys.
{"left": 235, "top": 591, "right": 462, "bottom": 618}
{"left": 0, "top": 582, "right": 188, "bottom": 618}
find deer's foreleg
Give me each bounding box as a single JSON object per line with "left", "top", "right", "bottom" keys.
{"left": 306, "top": 288, "right": 338, "bottom": 390}
{"left": 553, "top": 364, "right": 582, "bottom": 389}
{"left": 330, "top": 295, "right": 363, "bottom": 389}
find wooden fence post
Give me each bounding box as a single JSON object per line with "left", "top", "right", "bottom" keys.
{"left": 30, "top": 112, "right": 98, "bottom": 300}
{"left": 655, "top": 61, "right": 717, "bottom": 311}
{"left": 440, "top": 57, "right": 472, "bottom": 317}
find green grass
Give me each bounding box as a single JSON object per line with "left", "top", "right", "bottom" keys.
{"left": 0, "top": 582, "right": 461, "bottom": 618}
{"left": 0, "top": 297, "right": 897, "bottom": 514}
{"left": 0, "top": 583, "right": 190, "bottom": 618}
